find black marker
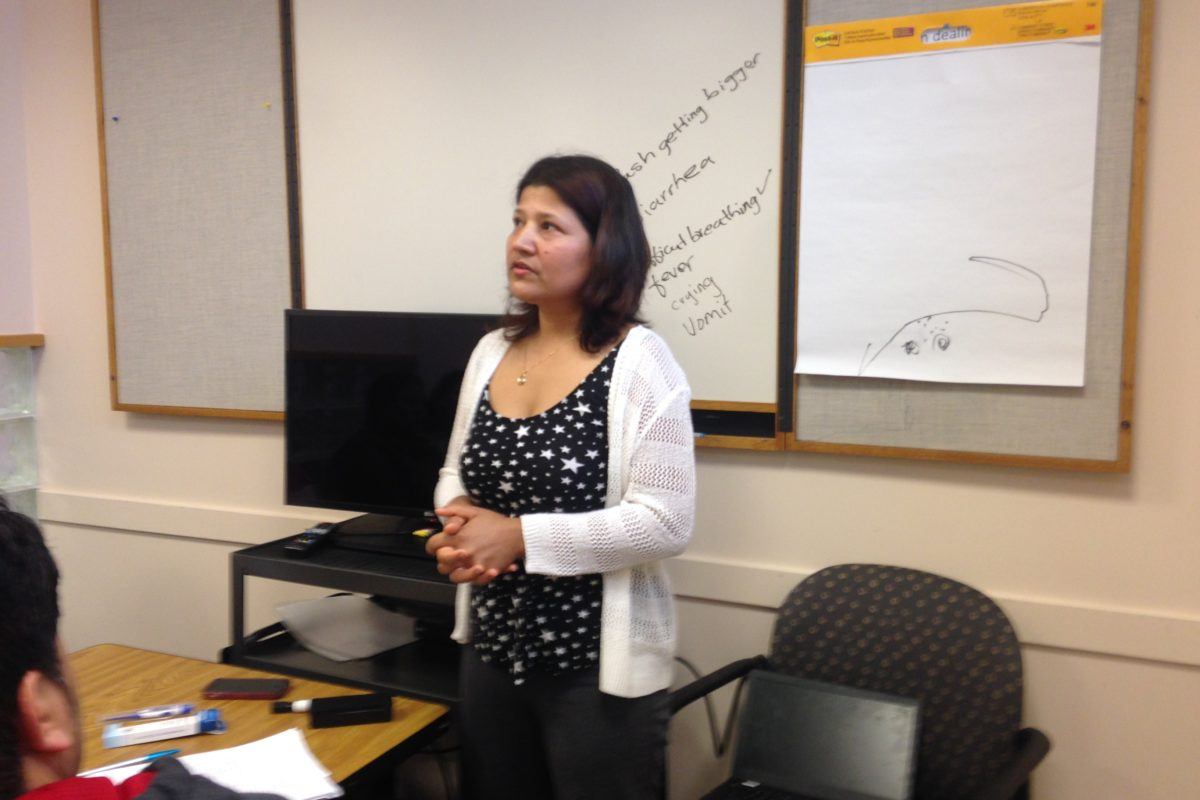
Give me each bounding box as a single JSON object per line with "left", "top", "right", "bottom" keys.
{"left": 272, "top": 699, "right": 316, "bottom": 713}
{"left": 272, "top": 694, "right": 392, "bottom": 728}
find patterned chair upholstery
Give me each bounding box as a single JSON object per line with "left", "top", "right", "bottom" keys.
{"left": 670, "top": 564, "right": 1050, "bottom": 800}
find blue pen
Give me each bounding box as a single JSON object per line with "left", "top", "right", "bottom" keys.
{"left": 101, "top": 703, "right": 194, "bottom": 722}
{"left": 78, "top": 748, "right": 181, "bottom": 777}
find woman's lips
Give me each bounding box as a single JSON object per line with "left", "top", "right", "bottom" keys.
{"left": 511, "top": 261, "right": 533, "bottom": 277}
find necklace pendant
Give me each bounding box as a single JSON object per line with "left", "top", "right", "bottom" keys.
{"left": 516, "top": 372, "right": 528, "bottom": 386}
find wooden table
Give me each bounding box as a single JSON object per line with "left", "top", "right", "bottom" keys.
{"left": 71, "top": 644, "right": 449, "bottom": 784}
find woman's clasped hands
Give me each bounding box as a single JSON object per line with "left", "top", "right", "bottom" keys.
{"left": 425, "top": 501, "right": 524, "bottom": 585}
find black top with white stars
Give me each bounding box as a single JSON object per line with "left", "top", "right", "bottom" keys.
{"left": 461, "top": 343, "right": 620, "bottom": 683}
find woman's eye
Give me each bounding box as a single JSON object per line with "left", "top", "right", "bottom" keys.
{"left": 540, "top": 221, "right": 558, "bottom": 232}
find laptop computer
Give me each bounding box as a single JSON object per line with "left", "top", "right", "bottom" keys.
{"left": 702, "top": 671, "right": 920, "bottom": 800}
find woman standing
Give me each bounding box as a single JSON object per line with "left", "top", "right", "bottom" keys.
{"left": 425, "top": 154, "right": 695, "bottom": 799}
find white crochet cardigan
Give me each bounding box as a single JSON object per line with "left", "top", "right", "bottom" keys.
{"left": 434, "top": 325, "right": 696, "bottom": 697}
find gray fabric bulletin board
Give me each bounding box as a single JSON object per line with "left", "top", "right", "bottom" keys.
{"left": 97, "top": 0, "right": 292, "bottom": 417}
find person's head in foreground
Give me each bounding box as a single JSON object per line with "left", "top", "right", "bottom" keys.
{"left": 0, "top": 496, "right": 79, "bottom": 799}
{"left": 0, "top": 498, "right": 285, "bottom": 800}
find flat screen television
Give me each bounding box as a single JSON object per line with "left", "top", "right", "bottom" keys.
{"left": 285, "top": 309, "right": 499, "bottom": 539}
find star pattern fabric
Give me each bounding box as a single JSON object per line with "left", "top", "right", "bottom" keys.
{"left": 462, "top": 344, "right": 620, "bottom": 683}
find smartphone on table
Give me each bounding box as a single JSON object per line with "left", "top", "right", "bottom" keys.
{"left": 201, "top": 678, "right": 290, "bottom": 699}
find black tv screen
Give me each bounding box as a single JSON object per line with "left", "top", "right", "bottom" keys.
{"left": 285, "top": 309, "right": 499, "bottom": 520}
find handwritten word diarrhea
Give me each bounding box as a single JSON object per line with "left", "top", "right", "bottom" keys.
{"left": 649, "top": 169, "right": 773, "bottom": 267}
{"left": 640, "top": 156, "right": 716, "bottom": 217}
{"left": 623, "top": 52, "right": 763, "bottom": 178}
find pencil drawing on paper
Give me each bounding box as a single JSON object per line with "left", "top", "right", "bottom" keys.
{"left": 857, "top": 257, "right": 1050, "bottom": 376}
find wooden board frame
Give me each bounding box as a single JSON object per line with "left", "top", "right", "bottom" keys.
{"left": 0, "top": 335, "right": 46, "bottom": 349}
{"left": 783, "top": 0, "right": 1150, "bottom": 471}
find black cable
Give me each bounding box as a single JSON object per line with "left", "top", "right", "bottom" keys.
{"left": 673, "top": 656, "right": 753, "bottom": 758}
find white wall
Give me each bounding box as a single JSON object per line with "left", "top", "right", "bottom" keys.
{"left": 1, "top": 0, "right": 34, "bottom": 333}
{"left": 17, "top": 1, "right": 1200, "bottom": 799}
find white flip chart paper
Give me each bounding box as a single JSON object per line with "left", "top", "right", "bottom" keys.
{"left": 796, "top": 25, "right": 1102, "bottom": 386}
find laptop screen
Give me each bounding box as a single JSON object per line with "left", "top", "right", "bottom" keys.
{"left": 733, "top": 671, "right": 920, "bottom": 800}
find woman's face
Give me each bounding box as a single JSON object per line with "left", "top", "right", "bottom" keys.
{"left": 506, "top": 185, "right": 593, "bottom": 312}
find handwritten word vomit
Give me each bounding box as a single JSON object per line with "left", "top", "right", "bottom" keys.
{"left": 682, "top": 300, "right": 732, "bottom": 336}
{"left": 680, "top": 276, "right": 732, "bottom": 337}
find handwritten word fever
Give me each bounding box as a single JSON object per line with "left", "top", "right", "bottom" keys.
{"left": 648, "top": 256, "right": 695, "bottom": 299}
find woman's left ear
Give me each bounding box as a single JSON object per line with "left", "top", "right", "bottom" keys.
{"left": 16, "top": 670, "right": 77, "bottom": 753}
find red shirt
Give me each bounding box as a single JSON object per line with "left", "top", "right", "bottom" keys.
{"left": 19, "top": 771, "right": 156, "bottom": 800}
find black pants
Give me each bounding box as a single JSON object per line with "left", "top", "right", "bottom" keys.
{"left": 457, "top": 646, "right": 669, "bottom": 800}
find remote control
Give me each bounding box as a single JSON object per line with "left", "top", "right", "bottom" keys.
{"left": 283, "top": 522, "right": 337, "bottom": 558}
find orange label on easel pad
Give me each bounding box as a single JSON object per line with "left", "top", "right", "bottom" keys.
{"left": 804, "top": 0, "right": 1103, "bottom": 64}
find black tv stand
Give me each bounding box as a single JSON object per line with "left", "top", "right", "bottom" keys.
{"left": 225, "top": 533, "right": 459, "bottom": 704}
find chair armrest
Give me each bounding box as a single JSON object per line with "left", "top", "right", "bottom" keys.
{"left": 669, "top": 655, "right": 769, "bottom": 715}
{"left": 966, "top": 727, "right": 1052, "bottom": 800}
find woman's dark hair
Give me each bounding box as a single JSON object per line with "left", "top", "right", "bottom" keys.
{"left": 502, "top": 154, "right": 651, "bottom": 352}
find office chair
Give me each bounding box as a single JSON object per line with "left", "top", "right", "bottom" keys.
{"left": 671, "top": 564, "right": 1050, "bottom": 800}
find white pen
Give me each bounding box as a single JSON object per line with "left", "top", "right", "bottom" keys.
{"left": 78, "top": 748, "right": 181, "bottom": 777}
{"left": 100, "top": 703, "right": 195, "bottom": 722}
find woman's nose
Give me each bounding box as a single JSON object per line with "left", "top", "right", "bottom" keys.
{"left": 511, "top": 223, "right": 536, "bottom": 251}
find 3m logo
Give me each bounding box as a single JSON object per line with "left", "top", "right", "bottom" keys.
{"left": 812, "top": 31, "right": 841, "bottom": 48}
{"left": 893, "top": 27, "right": 915, "bottom": 38}
{"left": 921, "top": 24, "right": 972, "bottom": 44}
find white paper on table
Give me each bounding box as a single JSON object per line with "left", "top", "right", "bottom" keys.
{"left": 98, "top": 729, "right": 342, "bottom": 800}
{"left": 795, "top": 37, "right": 1101, "bottom": 386}
{"left": 277, "top": 594, "right": 417, "bottom": 662}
